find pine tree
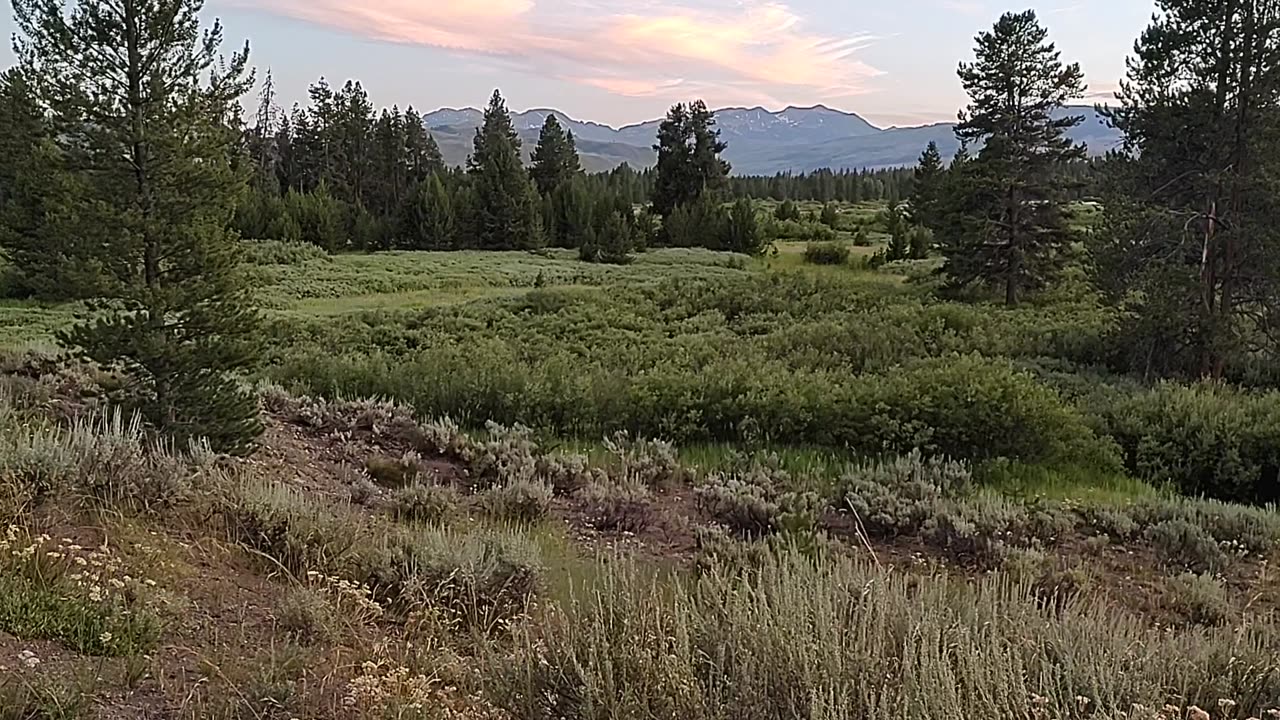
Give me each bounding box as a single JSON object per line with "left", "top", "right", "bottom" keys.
{"left": 651, "top": 100, "right": 729, "bottom": 220}
{"left": 466, "top": 90, "right": 543, "bottom": 250}
{"left": 820, "top": 203, "right": 840, "bottom": 229}
{"left": 396, "top": 174, "right": 454, "bottom": 250}
{"left": 561, "top": 178, "right": 596, "bottom": 252}
{"left": 941, "top": 10, "right": 1086, "bottom": 306}
{"left": 530, "top": 114, "right": 581, "bottom": 196}
{"left": 12, "top": 0, "right": 262, "bottom": 452}
{"left": 403, "top": 107, "right": 444, "bottom": 184}
{"left": 0, "top": 68, "right": 102, "bottom": 299}
{"left": 886, "top": 201, "right": 911, "bottom": 261}
{"left": 906, "top": 227, "right": 929, "bottom": 260}
{"left": 285, "top": 185, "right": 345, "bottom": 251}
{"left": 723, "top": 198, "right": 766, "bottom": 255}
{"left": 586, "top": 206, "right": 633, "bottom": 265}
{"left": 1093, "top": 0, "right": 1280, "bottom": 378}
{"left": 775, "top": 199, "right": 800, "bottom": 222}
{"left": 911, "top": 141, "right": 946, "bottom": 231}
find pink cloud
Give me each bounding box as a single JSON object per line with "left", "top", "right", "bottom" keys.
{"left": 250, "top": 0, "right": 535, "bottom": 53}
{"left": 238, "top": 0, "right": 882, "bottom": 105}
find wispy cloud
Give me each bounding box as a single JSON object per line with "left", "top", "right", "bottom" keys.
{"left": 236, "top": 0, "right": 883, "bottom": 107}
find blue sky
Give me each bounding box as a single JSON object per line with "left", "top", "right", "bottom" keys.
{"left": 1, "top": 0, "right": 1155, "bottom": 128}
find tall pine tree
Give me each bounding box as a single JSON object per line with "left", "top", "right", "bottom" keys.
{"left": 651, "top": 100, "right": 729, "bottom": 218}
{"left": 530, "top": 114, "right": 581, "bottom": 197}
{"left": 941, "top": 10, "right": 1086, "bottom": 306}
{"left": 466, "top": 90, "right": 543, "bottom": 250}
{"left": 911, "top": 141, "right": 946, "bottom": 232}
{"left": 12, "top": 0, "right": 262, "bottom": 452}
{"left": 1093, "top": 0, "right": 1280, "bottom": 378}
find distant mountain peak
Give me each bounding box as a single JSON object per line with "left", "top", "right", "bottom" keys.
{"left": 418, "top": 103, "right": 1120, "bottom": 175}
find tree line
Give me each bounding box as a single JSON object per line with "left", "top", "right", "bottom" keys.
{"left": 231, "top": 77, "right": 919, "bottom": 253}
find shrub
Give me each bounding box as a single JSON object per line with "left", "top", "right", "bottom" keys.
{"left": 0, "top": 407, "right": 195, "bottom": 511}
{"left": 481, "top": 478, "right": 554, "bottom": 524}
{"left": 695, "top": 462, "right": 819, "bottom": 539}
{"left": 769, "top": 218, "right": 837, "bottom": 242}
{"left": 392, "top": 482, "right": 460, "bottom": 524}
{"left": 226, "top": 479, "right": 367, "bottom": 575}
{"left": 276, "top": 586, "right": 338, "bottom": 644}
{"left": 539, "top": 453, "right": 605, "bottom": 496}
{"left": 1163, "top": 573, "right": 1232, "bottom": 627}
{"left": 1128, "top": 495, "right": 1280, "bottom": 557}
{"left": 803, "top": 241, "right": 851, "bottom": 266}
{"left": 1096, "top": 382, "right": 1280, "bottom": 504}
{"left": 466, "top": 423, "right": 539, "bottom": 490}
{"left": 603, "top": 432, "right": 682, "bottom": 488}
{"left": 366, "top": 453, "right": 419, "bottom": 488}
{"left": 696, "top": 475, "right": 779, "bottom": 538}
{"left": 358, "top": 526, "right": 540, "bottom": 633}
{"left": 1000, "top": 546, "right": 1049, "bottom": 583}
{"left": 925, "top": 509, "right": 1009, "bottom": 569}
{"left": 578, "top": 480, "right": 653, "bottom": 533}
{"left": 241, "top": 239, "right": 329, "bottom": 266}
{"left": 1144, "top": 520, "right": 1229, "bottom": 574}
{"left": 840, "top": 451, "right": 971, "bottom": 537}
{"left": 1078, "top": 505, "right": 1139, "bottom": 541}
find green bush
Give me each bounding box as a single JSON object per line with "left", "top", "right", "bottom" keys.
{"left": 802, "top": 241, "right": 851, "bottom": 266}
{"left": 241, "top": 239, "right": 329, "bottom": 266}
{"left": 1095, "top": 382, "right": 1280, "bottom": 504}
{"left": 768, "top": 218, "right": 837, "bottom": 242}
{"left": 264, "top": 272, "right": 1123, "bottom": 469}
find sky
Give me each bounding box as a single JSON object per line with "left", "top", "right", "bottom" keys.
{"left": 0, "top": 0, "right": 1156, "bottom": 129}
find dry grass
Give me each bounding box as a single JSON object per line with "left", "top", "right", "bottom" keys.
{"left": 488, "top": 551, "right": 1280, "bottom": 720}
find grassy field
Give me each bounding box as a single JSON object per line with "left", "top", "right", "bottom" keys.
{"left": 5, "top": 202, "right": 1280, "bottom": 717}
{"left": 4, "top": 211, "right": 1280, "bottom": 717}
{"left": 0, "top": 375, "right": 1277, "bottom": 719}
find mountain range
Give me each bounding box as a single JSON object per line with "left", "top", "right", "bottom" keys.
{"left": 422, "top": 105, "right": 1122, "bottom": 176}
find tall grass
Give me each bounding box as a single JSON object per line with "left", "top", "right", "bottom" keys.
{"left": 488, "top": 552, "right": 1280, "bottom": 719}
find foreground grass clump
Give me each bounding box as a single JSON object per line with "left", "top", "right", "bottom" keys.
{"left": 227, "top": 477, "right": 541, "bottom": 634}
{"left": 0, "top": 395, "right": 202, "bottom": 515}
{"left": 488, "top": 552, "right": 1280, "bottom": 719}
{"left": 0, "top": 526, "right": 160, "bottom": 656}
